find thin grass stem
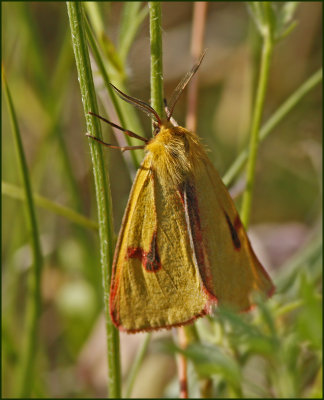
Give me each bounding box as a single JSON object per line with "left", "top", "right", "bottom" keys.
{"left": 2, "top": 181, "right": 98, "bottom": 231}
{"left": 124, "top": 333, "right": 152, "bottom": 398}
{"left": 177, "top": 327, "right": 189, "bottom": 398}
{"left": 186, "top": 2, "right": 208, "bottom": 132}
{"left": 2, "top": 68, "right": 43, "bottom": 398}
{"left": 66, "top": 3, "right": 121, "bottom": 397}
{"left": 240, "top": 30, "right": 273, "bottom": 228}
{"left": 149, "top": 2, "right": 164, "bottom": 118}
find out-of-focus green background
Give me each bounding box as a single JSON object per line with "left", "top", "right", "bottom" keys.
{"left": 2, "top": 2, "right": 322, "bottom": 398}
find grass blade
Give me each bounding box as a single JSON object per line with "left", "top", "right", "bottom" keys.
{"left": 2, "top": 68, "right": 43, "bottom": 398}
{"left": 149, "top": 2, "right": 164, "bottom": 118}
{"left": 66, "top": 2, "right": 121, "bottom": 397}
{"left": 2, "top": 181, "right": 98, "bottom": 231}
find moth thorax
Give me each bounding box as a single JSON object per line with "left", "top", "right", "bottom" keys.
{"left": 147, "top": 126, "right": 205, "bottom": 186}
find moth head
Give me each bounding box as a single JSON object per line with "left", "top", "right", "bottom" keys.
{"left": 152, "top": 120, "right": 161, "bottom": 136}
{"left": 109, "top": 51, "right": 206, "bottom": 137}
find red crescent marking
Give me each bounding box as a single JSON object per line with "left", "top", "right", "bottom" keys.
{"left": 127, "top": 231, "right": 162, "bottom": 272}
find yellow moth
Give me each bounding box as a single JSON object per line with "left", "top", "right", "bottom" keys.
{"left": 87, "top": 55, "right": 275, "bottom": 333}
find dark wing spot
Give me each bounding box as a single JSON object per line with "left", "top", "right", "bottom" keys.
{"left": 178, "top": 181, "right": 215, "bottom": 294}
{"left": 144, "top": 232, "right": 161, "bottom": 272}
{"left": 224, "top": 212, "right": 241, "bottom": 250}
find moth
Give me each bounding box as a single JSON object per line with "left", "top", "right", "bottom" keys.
{"left": 87, "top": 54, "right": 275, "bottom": 333}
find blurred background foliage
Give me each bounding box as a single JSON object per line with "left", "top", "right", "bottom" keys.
{"left": 2, "top": 2, "right": 322, "bottom": 398}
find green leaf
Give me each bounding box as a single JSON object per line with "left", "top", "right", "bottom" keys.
{"left": 100, "top": 32, "right": 125, "bottom": 77}
{"left": 247, "top": 2, "right": 299, "bottom": 43}
{"left": 3, "top": 67, "right": 43, "bottom": 397}
{"left": 247, "top": 2, "right": 265, "bottom": 34}
{"left": 118, "top": 2, "right": 148, "bottom": 62}
{"left": 297, "top": 274, "right": 322, "bottom": 349}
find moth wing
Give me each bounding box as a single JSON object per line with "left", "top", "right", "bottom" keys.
{"left": 184, "top": 159, "right": 275, "bottom": 311}
{"left": 110, "top": 155, "right": 208, "bottom": 332}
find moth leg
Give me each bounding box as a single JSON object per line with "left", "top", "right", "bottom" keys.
{"left": 86, "top": 134, "right": 145, "bottom": 152}
{"left": 88, "top": 111, "right": 148, "bottom": 142}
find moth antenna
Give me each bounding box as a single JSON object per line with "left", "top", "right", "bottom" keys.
{"left": 110, "top": 84, "right": 162, "bottom": 125}
{"left": 88, "top": 112, "right": 148, "bottom": 143}
{"left": 167, "top": 50, "right": 206, "bottom": 121}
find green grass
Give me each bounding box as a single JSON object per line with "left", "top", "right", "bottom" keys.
{"left": 2, "top": 2, "right": 322, "bottom": 398}
{"left": 66, "top": 3, "right": 120, "bottom": 396}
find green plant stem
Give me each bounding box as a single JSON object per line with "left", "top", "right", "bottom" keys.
{"left": 2, "top": 181, "right": 98, "bottom": 231}
{"left": 66, "top": 3, "right": 121, "bottom": 397}
{"left": 125, "top": 333, "right": 152, "bottom": 397}
{"left": 2, "top": 69, "right": 43, "bottom": 398}
{"left": 240, "top": 34, "right": 273, "bottom": 228}
{"left": 223, "top": 67, "right": 322, "bottom": 186}
{"left": 149, "top": 2, "right": 164, "bottom": 118}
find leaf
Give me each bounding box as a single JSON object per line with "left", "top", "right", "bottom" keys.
{"left": 274, "top": 2, "right": 299, "bottom": 41}
{"left": 182, "top": 343, "right": 242, "bottom": 391}
{"left": 297, "top": 274, "right": 322, "bottom": 349}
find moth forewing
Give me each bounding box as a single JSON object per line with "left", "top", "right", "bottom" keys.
{"left": 109, "top": 153, "right": 210, "bottom": 332}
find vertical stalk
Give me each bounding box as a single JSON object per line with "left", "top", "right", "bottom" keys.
{"left": 177, "top": 327, "right": 189, "bottom": 398}
{"left": 240, "top": 33, "right": 273, "bottom": 228}
{"left": 124, "top": 333, "right": 151, "bottom": 397}
{"left": 186, "top": 1, "right": 208, "bottom": 132}
{"left": 2, "top": 69, "right": 43, "bottom": 398}
{"left": 66, "top": 3, "right": 121, "bottom": 397}
{"left": 149, "top": 2, "right": 164, "bottom": 118}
